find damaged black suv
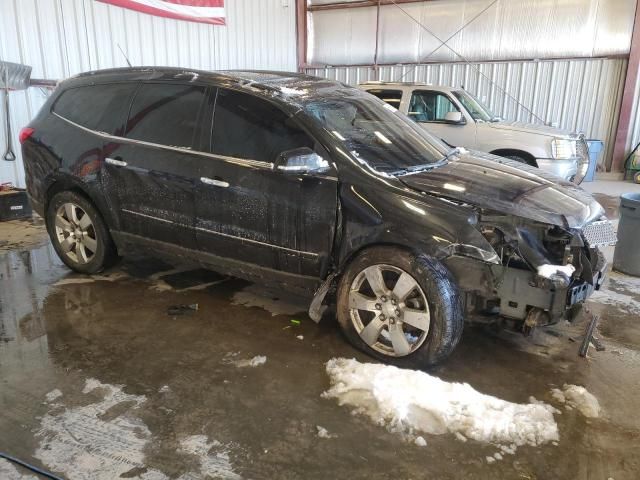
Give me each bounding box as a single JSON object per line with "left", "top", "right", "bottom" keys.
{"left": 21, "top": 68, "right": 616, "bottom": 366}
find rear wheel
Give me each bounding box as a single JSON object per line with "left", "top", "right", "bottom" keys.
{"left": 46, "top": 191, "right": 118, "bottom": 274}
{"left": 336, "top": 247, "right": 464, "bottom": 367}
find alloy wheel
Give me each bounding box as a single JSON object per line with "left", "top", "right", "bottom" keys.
{"left": 348, "top": 264, "right": 431, "bottom": 357}
{"left": 54, "top": 202, "right": 98, "bottom": 264}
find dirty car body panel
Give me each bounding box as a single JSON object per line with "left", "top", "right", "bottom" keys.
{"left": 22, "top": 67, "right": 614, "bottom": 343}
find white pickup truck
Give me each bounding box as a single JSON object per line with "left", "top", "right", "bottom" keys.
{"left": 359, "top": 82, "right": 590, "bottom": 184}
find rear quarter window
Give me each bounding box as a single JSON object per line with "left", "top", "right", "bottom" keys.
{"left": 364, "top": 89, "right": 403, "bottom": 109}
{"left": 52, "top": 83, "right": 137, "bottom": 135}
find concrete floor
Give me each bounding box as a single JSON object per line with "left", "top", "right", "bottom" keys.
{"left": 1, "top": 181, "right": 640, "bottom": 479}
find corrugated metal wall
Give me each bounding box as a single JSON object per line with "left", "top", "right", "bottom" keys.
{"left": 305, "top": 58, "right": 627, "bottom": 169}
{"left": 308, "top": 0, "right": 636, "bottom": 65}
{"left": 0, "top": 0, "right": 297, "bottom": 187}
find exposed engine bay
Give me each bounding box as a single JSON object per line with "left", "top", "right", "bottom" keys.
{"left": 445, "top": 212, "right": 617, "bottom": 334}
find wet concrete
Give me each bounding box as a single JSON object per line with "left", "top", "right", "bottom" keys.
{"left": 1, "top": 225, "right": 640, "bottom": 479}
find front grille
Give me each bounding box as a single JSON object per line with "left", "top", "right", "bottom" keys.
{"left": 581, "top": 220, "right": 617, "bottom": 247}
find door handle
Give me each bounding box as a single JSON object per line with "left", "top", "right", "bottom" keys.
{"left": 200, "top": 177, "right": 229, "bottom": 188}
{"left": 105, "top": 157, "right": 128, "bottom": 167}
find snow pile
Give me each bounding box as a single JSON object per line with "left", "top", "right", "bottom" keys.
{"left": 234, "top": 355, "right": 267, "bottom": 368}
{"left": 178, "top": 435, "right": 240, "bottom": 480}
{"left": 551, "top": 384, "right": 600, "bottom": 418}
{"left": 323, "top": 358, "right": 559, "bottom": 449}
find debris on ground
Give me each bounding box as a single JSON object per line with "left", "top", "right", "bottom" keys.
{"left": 550, "top": 384, "right": 601, "bottom": 418}
{"left": 316, "top": 426, "right": 336, "bottom": 439}
{"left": 158, "top": 385, "right": 170, "bottom": 393}
{"left": 233, "top": 355, "right": 267, "bottom": 368}
{"left": 167, "top": 304, "right": 199, "bottom": 316}
{"left": 414, "top": 436, "right": 427, "bottom": 447}
{"left": 44, "top": 389, "right": 63, "bottom": 403}
{"left": 323, "top": 358, "right": 559, "bottom": 451}
{"left": 296, "top": 335, "right": 304, "bottom": 340}
{"left": 290, "top": 319, "right": 301, "bottom": 325}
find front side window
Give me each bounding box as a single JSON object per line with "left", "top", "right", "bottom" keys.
{"left": 125, "top": 83, "right": 207, "bottom": 148}
{"left": 53, "top": 83, "right": 137, "bottom": 135}
{"left": 452, "top": 90, "right": 494, "bottom": 122}
{"left": 211, "top": 88, "right": 314, "bottom": 163}
{"left": 364, "top": 89, "right": 403, "bottom": 109}
{"left": 408, "top": 91, "right": 461, "bottom": 123}
{"left": 303, "top": 91, "right": 448, "bottom": 174}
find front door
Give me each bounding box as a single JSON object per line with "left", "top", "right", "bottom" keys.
{"left": 102, "top": 82, "right": 210, "bottom": 250}
{"left": 407, "top": 90, "right": 476, "bottom": 148}
{"left": 194, "top": 88, "right": 338, "bottom": 278}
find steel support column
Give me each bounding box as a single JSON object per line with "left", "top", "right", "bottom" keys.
{"left": 296, "top": 0, "right": 308, "bottom": 72}
{"left": 611, "top": 0, "right": 640, "bottom": 172}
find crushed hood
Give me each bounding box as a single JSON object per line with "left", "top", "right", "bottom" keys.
{"left": 399, "top": 151, "right": 603, "bottom": 229}
{"left": 486, "top": 120, "right": 574, "bottom": 138}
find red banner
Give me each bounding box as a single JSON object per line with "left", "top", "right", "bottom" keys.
{"left": 97, "top": 0, "right": 225, "bottom": 25}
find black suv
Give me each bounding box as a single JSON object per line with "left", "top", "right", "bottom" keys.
{"left": 21, "top": 68, "right": 614, "bottom": 366}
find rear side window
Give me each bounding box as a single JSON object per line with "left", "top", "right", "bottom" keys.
{"left": 53, "top": 83, "right": 137, "bottom": 135}
{"left": 125, "top": 83, "right": 207, "bottom": 148}
{"left": 365, "top": 89, "right": 403, "bottom": 109}
{"left": 211, "top": 88, "right": 314, "bottom": 163}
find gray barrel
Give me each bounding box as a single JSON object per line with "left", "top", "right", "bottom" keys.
{"left": 613, "top": 192, "right": 640, "bottom": 276}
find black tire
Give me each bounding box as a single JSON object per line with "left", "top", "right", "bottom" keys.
{"left": 336, "top": 246, "right": 464, "bottom": 367}
{"left": 46, "top": 190, "right": 118, "bottom": 274}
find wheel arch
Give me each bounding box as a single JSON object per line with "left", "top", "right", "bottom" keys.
{"left": 45, "top": 175, "right": 119, "bottom": 231}
{"left": 489, "top": 148, "right": 538, "bottom": 167}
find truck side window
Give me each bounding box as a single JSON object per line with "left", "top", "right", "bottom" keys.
{"left": 52, "top": 83, "right": 138, "bottom": 136}
{"left": 409, "top": 91, "right": 461, "bottom": 123}
{"left": 365, "top": 89, "right": 403, "bottom": 109}
{"left": 211, "top": 88, "right": 314, "bottom": 163}
{"left": 125, "top": 83, "right": 207, "bottom": 149}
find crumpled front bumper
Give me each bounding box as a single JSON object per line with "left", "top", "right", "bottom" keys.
{"left": 496, "top": 247, "right": 607, "bottom": 321}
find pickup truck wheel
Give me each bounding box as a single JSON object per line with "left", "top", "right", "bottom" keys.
{"left": 46, "top": 191, "right": 118, "bottom": 274}
{"left": 336, "top": 247, "right": 464, "bottom": 367}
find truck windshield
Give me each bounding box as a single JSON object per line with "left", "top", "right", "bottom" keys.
{"left": 302, "top": 94, "right": 448, "bottom": 174}
{"left": 452, "top": 90, "right": 495, "bottom": 122}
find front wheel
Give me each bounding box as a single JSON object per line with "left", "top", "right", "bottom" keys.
{"left": 46, "top": 191, "right": 118, "bottom": 274}
{"left": 336, "top": 247, "right": 464, "bottom": 367}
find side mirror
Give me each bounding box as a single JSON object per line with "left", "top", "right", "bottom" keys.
{"left": 274, "top": 147, "right": 330, "bottom": 174}
{"left": 444, "top": 111, "right": 465, "bottom": 125}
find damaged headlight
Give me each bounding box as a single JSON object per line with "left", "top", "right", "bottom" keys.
{"left": 551, "top": 138, "right": 576, "bottom": 159}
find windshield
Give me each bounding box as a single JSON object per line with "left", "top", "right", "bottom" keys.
{"left": 302, "top": 93, "right": 449, "bottom": 174}
{"left": 452, "top": 90, "right": 495, "bottom": 122}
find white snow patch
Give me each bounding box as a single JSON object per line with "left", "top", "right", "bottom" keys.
{"left": 550, "top": 384, "right": 600, "bottom": 418}
{"left": 316, "top": 426, "right": 335, "bottom": 439}
{"left": 233, "top": 355, "right": 267, "bottom": 368}
{"left": 178, "top": 435, "right": 240, "bottom": 480}
{"left": 36, "top": 378, "right": 167, "bottom": 480}
{"left": 323, "top": 358, "right": 559, "bottom": 450}
{"left": 486, "top": 456, "right": 495, "bottom": 464}
{"left": 537, "top": 264, "right": 575, "bottom": 279}
{"left": 589, "top": 288, "right": 640, "bottom": 315}
{"left": 45, "top": 389, "right": 63, "bottom": 403}
{"left": 278, "top": 86, "right": 308, "bottom": 96}
{"left": 296, "top": 335, "right": 304, "bottom": 340}
{"left": 159, "top": 385, "right": 170, "bottom": 393}
{"left": 0, "top": 458, "right": 38, "bottom": 480}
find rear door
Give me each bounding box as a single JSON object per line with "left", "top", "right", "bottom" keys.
{"left": 102, "top": 82, "right": 210, "bottom": 249}
{"left": 194, "top": 88, "right": 338, "bottom": 278}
